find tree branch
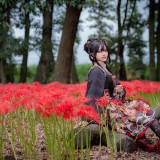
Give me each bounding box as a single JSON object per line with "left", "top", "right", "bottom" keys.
{"left": 121, "top": 0, "right": 129, "bottom": 31}
{"left": 126, "top": 0, "right": 137, "bottom": 37}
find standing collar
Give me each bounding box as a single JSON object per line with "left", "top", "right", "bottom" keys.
{"left": 97, "top": 61, "right": 106, "bottom": 69}
{"left": 93, "top": 61, "right": 112, "bottom": 75}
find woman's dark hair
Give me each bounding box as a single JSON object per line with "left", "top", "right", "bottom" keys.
{"left": 84, "top": 38, "right": 111, "bottom": 63}
{"left": 84, "top": 38, "right": 114, "bottom": 97}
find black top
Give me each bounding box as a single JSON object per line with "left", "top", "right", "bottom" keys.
{"left": 83, "top": 66, "right": 126, "bottom": 123}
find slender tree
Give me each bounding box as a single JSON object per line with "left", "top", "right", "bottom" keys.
{"left": 19, "top": 0, "right": 30, "bottom": 83}
{"left": 156, "top": 0, "right": 160, "bottom": 80}
{"left": 0, "top": 0, "right": 22, "bottom": 83}
{"left": 53, "top": 2, "right": 83, "bottom": 83}
{"left": 115, "top": 0, "right": 121, "bottom": 76}
{"left": 70, "top": 33, "right": 81, "bottom": 83}
{"left": 149, "top": 0, "right": 156, "bottom": 80}
{"left": 116, "top": 0, "right": 130, "bottom": 80}
{"left": 116, "top": 0, "right": 137, "bottom": 80}
{"left": 0, "top": 1, "right": 11, "bottom": 84}
{"left": 34, "top": 0, "right": 55, "bottom": 83}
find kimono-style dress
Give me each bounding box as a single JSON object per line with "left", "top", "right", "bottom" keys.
{"left": 85, "top": 62, "right": 156, "bottom": 139}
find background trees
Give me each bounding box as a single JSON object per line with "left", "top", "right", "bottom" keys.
{"left": 157, "top": 0, "right": 160, "bottom": 81}
{"left": 0, "top": 0, "right": 20, "bottom": 84}
{"left": 0, "top": 0, "right": 159, "bottom": 84}
{"left": 149, "top": 0, "right": 156, "bottom": 81}
{"left": 19, "top": 0, "right": 31, "bottom": 83}
{"left": 34, "top": 0, "right": 55, "bottom": 83}
{"left": 53, "top": 1, "right": 84, "bottom": 83}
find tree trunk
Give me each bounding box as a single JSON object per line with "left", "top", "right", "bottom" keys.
{"left": 0, "top": 5, "right": 10, "bottom": 84}
{"left": 149, "top": 0, "right": 156, "bottom": 80}
{"left": 6, "top": 62, "right": 15, "bottom": 82}
{"left": 53, "top": 4, "right": 82, "bottom": 84}
{"left": 156, "top": 0, "right": 160, "bottom": 81}
{"left": 34, "top": 0, "right": 55, "bottom": 83}
{"left": 0, "top": 59, "right": 7, "bottom": 84}
{"left": 115, "top": 0, "right": 127, "bottom": 80}
{"left": 19, "top": 0, "right": 30, "bottom": 83}
{"left": 115, "top": 0, "right": 121, "bottom": 75}
{"left": 119, "top": 44, "right": 127, "bottom": 80}
{"left": 71, "top": 54, "right": 79, "bottom": 83}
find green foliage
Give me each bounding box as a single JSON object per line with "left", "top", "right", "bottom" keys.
{"left": 76, "top": 63, "right": 92, "bottom": 82}
{"left": 0, "top": 35, "right": 23, "bottom": 59}
{"left": 26, "top": 65, "right": 37, "bottom": 83}
{"left": 88, "top": 0, "right": 115, "bottom": 38}
{"left": 14, "top": 64, "right": 20, "bottom": 83}
{"left": 54, "top": 0, "right": 89, "bottom": 8}
{"left": 126, "top": 8, "right": 147, "bottom": 79}
{"left": 127, "top": 92, "right": 160, "bottom": 108}
{"left": 15, "top": 64, "right": 56, "bottom": 83}
{"left": 15, "top": 63, "right": 92, "bottom": 83}
{"left": 13, "top": 62, "right": 150, "bottom": 83}
{"left": 14, "top": 64, "right": 37, "bottom": 83}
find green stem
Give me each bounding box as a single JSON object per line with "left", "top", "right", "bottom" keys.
{"left": 80, "top": 119, "right": 83, "bottom": 160}
{"left": 40, "top": 116, "right": 51, "bottom": 159}
{"left": 0, "top": 114, "right": 4, "bottom": 159}
{"left": 4, "top": 124, "right": 17, "bottom": 160}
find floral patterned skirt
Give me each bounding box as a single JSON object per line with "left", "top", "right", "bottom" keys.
{"left": 106, "top": 99, "right": 155, "bottom": 139}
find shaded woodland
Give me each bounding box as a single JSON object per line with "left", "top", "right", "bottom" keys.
{"left": 0, "top": 0, "right": 160, "bottom": 84}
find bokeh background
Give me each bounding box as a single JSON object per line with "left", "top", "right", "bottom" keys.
{"left": 0, "top": 0, "right": 160, "bottom": 84}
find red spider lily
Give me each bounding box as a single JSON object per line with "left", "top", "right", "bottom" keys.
{"left": 112, "top": 99, "right": 123, "bottom": 105}
{"left": 76, "top": 105, "right": 100, "bottom": 123}
{"left": 0, "top": 80, "right": 159, "bottom": 121}
{"left": 0, "top": 100, "right": 12, "bottom": 114}
{"left": 138, "top": 96, "right": 144, "bottom": 100}
{"left": 50, "top": 96, "right": 79, "bottom": 119}
{"left": 139, "top": 107, "right": 151, "bottom": 113}
{"left": 95, "top": 96, "right": 109, "bottom": 106}
{"left": 74, "top": 94, "right": 88, "bottom": 105}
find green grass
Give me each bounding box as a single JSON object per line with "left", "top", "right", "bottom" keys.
{"left": 126, "top": 92, "right": 160, "bottom": 108}
{"left": 0, "top": 92, "right": 159, "bottom": 159}
{"left": 76, "top": 63, "right": 92, "bottom": 82}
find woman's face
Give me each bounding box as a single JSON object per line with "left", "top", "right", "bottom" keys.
{"left": 95, "top": 45, "right": 108, "bottom": 62}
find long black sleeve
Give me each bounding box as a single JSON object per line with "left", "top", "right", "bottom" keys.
{"left": 85, "top": 67, "right": 106, "bottom": 113}
{"left": 115, "top": 78, "right": 126, "bottom": 99}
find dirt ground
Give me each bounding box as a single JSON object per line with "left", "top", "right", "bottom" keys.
{"left": 2, "top": 126, "right": 160, "bottom": 160}
{"left": 77, "top": 128, "right": 160, "bottom": 160}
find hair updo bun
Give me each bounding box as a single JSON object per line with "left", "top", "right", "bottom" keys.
{"left": 84, "top": 38, "right": 93, "bottom": 54}
{"left": 83, "top": 38, "right": 110, "bottom": 63}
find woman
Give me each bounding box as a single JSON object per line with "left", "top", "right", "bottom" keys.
{"left": 84, "top": 38, "right": 160, "bottom": 152}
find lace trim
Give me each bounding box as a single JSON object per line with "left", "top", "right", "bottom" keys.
{"left": 88, "top": 63, "right": 112, "bottom": 76}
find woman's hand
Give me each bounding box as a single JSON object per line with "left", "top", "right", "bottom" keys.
{"left": 115, "top": 85, "right": 123, "bottom": 94}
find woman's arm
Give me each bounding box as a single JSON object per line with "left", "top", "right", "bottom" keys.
{"left": 85, "top": 67, "right": 106, "bottom": 113}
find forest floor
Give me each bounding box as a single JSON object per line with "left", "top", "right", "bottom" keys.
{"left": 78, "top": 127, "right": 160, "bottom": 160}
{"left": 2, "top": 123, "right": 160, "bottom": 160}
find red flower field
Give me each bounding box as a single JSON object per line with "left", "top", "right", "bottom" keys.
{"left": 0, "top": 80, "right": 160, "bottom": 118}
{"left": 0, "top": 80, "right": 160, "bottom": 159}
